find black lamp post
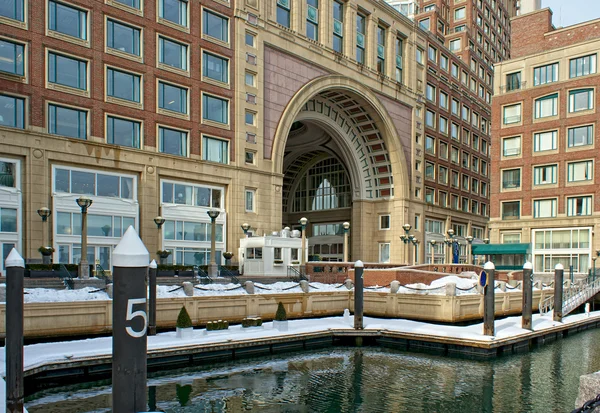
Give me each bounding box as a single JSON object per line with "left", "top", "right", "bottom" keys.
{"left": 207, "top": 210, "right": 220, "bottom": 277}
{"left": 76, "top": 196, "right": 93, "bottom": 279}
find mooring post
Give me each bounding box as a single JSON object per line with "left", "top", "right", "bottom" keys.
{"left": 522, "top": 261, "right": 533, "bottom": 330}
{"left": 354, "top": 260, "right": 364, "bottom": 330}
{"left": 5, "top": 248, "right": 24, "bottom": 413}
{"left": 148, "top": 259, "right": 157, "bottom": 336}
{"left": 483, "top": 261, "right": 495, "bottom": 336}
{"left": 112, "top": 226, "right": 149, "bottom": 413}
{"left": 554, "top": 263, "right": 564, "bottom": 323}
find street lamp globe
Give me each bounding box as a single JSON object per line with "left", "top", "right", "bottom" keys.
{"left": 299, "top": 217, "right": 308, "bottom": 227}
{"left": 343, "top": 222, "right": 350, "bottom": 230}
{"left": 402, "top": 223, "right": 412, "bottom": 232}
{"left": 154, "top": 216, "right": 165, "bottom": 228}
{"left": 76, "top": 196, "right": 93, "bottom": 210}
{"left": 447, "top": 229, "right": 455, "bottom": 237}
{"left": 207, "top": 209, "right": 220, "bottom": 220}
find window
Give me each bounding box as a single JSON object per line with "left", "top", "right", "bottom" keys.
{"left": 202, "top": 94, "right": 228, "bottom": 124}
{"left": 462, "top": 105, "right": 469, "bottom": 121}
{"left": 439, "top": 117, "right": 448, "bottom": 134}
{"left": 48, "top": 104, "right": 87, "bottom": 139}
{"left": 449, "top": 39, "right": 461, "bottom": 51}
{"left": 245, "top": 110, "right": 255, "bottom": 125}
{"left": 425, "top": 136, "right": 435, "bottom": 154}
{"left": 107, "top": 68, "right": 140, "bottom": 103}
{"left": 534, "top": 94, "right": 558, "bottom": 118}
{"left": 277, "top": 0, "right": 290, "bottom": 28}
{"left": 502, "top": 169, "right": 520, "bottom": 189}
{"left": 426, "top": 83, "right": 436, "bottom": 102}
{"left": 395, "top": 37, "right": 403, "bottom": 83}
{"left": 107, "top": 19, "right": 141, "bottom": 56}
{"left": 48, "top": 0, "right": 87, "bottom": 40}
{"left": 425, "top": 161, "right": 435, "bottom": 180}
{"left": 106, "top": 116, "right": 140, "bottom": 148}
{"left": 161, "top": 180, "right": 221, "bottom": 207}
{"left": 454, "top": 7, "right": 465, "bottom": 20}
{"left": 202, "top": 51, "right": 228, "bottom": 83}
{"left": 533, "top": 199, "right": 557, "bottom": 218}
{"left": 158, "top": 81, "right": 188, "bottom": 115}
{"left": 451, "top": 98, "right": 459, "bottom": 116}
{"left": 533, "top": 63, "right": 558, "bottom": 86}
{"left": 425, "top": 110, "right": 435, "bottom": 128}
{"left": 533, "top": 130, "right": 557, "bottom": 152}
{"left": 439, "top": 191, "right": 447, "bottom": 207}
{"left": 376, "top": 26, "right": 385, "bottom": 74}
{"left": 568, "top": 125, "right": 593, "bottom": 148}
{"left": 569, "top": 89, "right": 593, "bottom": 113}
{"left": 356, "top": 14, "right": 366, "bottom": 64}
{"left": 55, "top": 168, "right": 134, "bottom": 200}
{"left": 567, "top": 196, "right": 592, "bottom": 216}
{"left": 0, "top": 208, "right": 17, "bottom": 232}
{"left": 306, "top": 0, "right": 318, "bottom": 41}
{"left": 245, "top": 189, "right": 255, "bottom": 212}
{"left": 379, "top": 215, "right": 390, "bottom": 230}
{"left": 246, "top": 248, "right": 262, "bottom": 259}
{"left": 333, "top": 1, "right": 343, "bottom": 53}
{"left": 159, "top": 0, "right": 187, "bottom": 27}
{"left": 113, "top": 0, "right": 140, "bottom": 9}
{"left": 419, "top": 18, "right": 430, "bottom": 31}
{"left": 159, "top": 126, "right": 187, "bottom": 156}
{"left": 439, "top": 141, "right": 448, "bottom": 159}
{"left": 203, "top": 9, "right": 228, "bottom": 43}
{"left": 379, "top": 243, "right": 390, "bottom": 263}
{"left": 416, "top": 48, "right": 424, "bottom": 64}
{"left": 502, "top": 136, "right": 520, "bottom": 157}
{"left": 428, "top": 45, "right": 437, "bottom": 63}
{"left": 502, "top": 233, "right": 521, "bottom": 244}
{"left": 159, "top": 36, "right": 188, "bottom": 71}
{"left": 438, "top": 166, "right": 448, "bottom": 184}
{"left": 0, "top": 94, "right": 24, "bottom": 129}
{"left": 245, "top": 31, "right": 256, "bottom": 47}
{"left": 502, "top": 201, "right": 520, "bottom": 220}
{"left": 568, "top": 160, "right": 593, "bottom": 182}
{"left": 451, "top": 147, "right": 459, "bottom": 163}
{"left": 451, "top": 123, "right": 459, "bottom": 140}
{"left": 439, "top": 91, "right": 448, "bottom": 109}
{"left": 245, "top": 71, "right": 256, "bottom": 87}
{"left": 533, "top": 164, "right": 557, "bottom": 185}
{"left": 440, "top": 54, "right": 448, "bottom": 70}
{"left": 245, "top": 150, "right": 255, "bottom": 164}
{"left": 1, "top": 0, "right": 25, "bottom": 21}
{"left": 570, "top": 54, "right": 596, "bottom": 78}
{"left": 48, "top": 52, "right": 87, "bottom": 90}
{"left": 451, "top": 63, "right": 458, "bottom": 78}
{"left": 202, "top": 136, "right": 228, "bottom": 164}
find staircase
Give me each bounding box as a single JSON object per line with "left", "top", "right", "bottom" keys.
{"left": 539, "top": 277, "right": 600, "bottom": 316}
{"left": 287, "top": 265, "right": 308, "bottom": 282}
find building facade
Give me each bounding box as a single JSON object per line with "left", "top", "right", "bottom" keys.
{"left": 490, "top": 9, "right": 600, "bottom": 275}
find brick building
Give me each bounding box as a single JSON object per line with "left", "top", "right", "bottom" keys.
{"left": 490, "top": 9, "right": 600, "bottom": 275}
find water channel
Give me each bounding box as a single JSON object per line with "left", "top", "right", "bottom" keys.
{"left": 25, "top": 327, "right": 600, "bottom": 412}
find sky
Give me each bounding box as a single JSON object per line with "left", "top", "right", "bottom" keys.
{"left": 542, "top": 0, "right": 600, "bottom": 27}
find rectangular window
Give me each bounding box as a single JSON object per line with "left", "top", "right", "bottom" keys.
{"left": 568, "top": 125, "right": 593, "bottom": 148}
{"left": 533, "top": 130, "right": 557, "bottom": 152}
{"left": 202, "top": 51, "right": 228, "bottom": 83}
{"left": 502, "top": 201, "right": 520, "bottom": 220}
{"left": 502, "top": 233, "right": 521, "bottom": 244}
{"left": 570, "top": 54, "right": 596, "bottom": 78}
{"left": 245, "top": 71, "right": 255, "bottom": 87}
{"left": 451, "top": 63, "right": 458, "bottom": 78}
{"left": 379, "top": 215, "right": 390, "bottom": 230}
{"left": 533, "top": 164, "right": 557, "bottom": 185}
{"left": 159, "top": 36, "right": 188, "bottom": 71}
{"left": 502, "top": 136, "right": 520, "bottom": 157}
{"left": 376, "top": 26, "right": 385, "bottom": 74}
{"left": 245, "top": 150, "right": 255, "bottom": 164}
{"left": 333, "top": 1, "right": 343, "bottom": 53}
{"left": 426, "top": 83, "right": 436, "bottom": 102}
{"left": 438, "top": 166, "right": 448, "bottom": 184}
{"left": 425, "top": 110, "right": 435, "bottom": 128}
{"left": 568, "top": 160, "right": 593, "bottom": 182}
{"left": 202, "top": 94, "right": 228, "bottom": 124}
{"left": 569, "top": 89, "right": 593, "bottom": 113}
{"left": 48, "top": 51, "right": 87, "bottom": 90}
{"left": 425, "top": 136, "right": 435, "bottom": 154}
{"left": 534, "top": 94, "right": 558, "bottom": 118}
{"left": 428, "top": 45, "right": 437, "bottom": 63}
{"left": 450, "top": 123, "right": 459, "bottom": 140}
{"left": 567, "top": 196, "right": 592, "bottom": 216}
{"left": 202, "top": 136, "right": 228, "bottom": 164}
{"left": 107, "top": 19, "right": 141, "bottom": 56}
{"left": 379, "top": 242, "right": 390, "bottom": 263}
{"left": 451, "top": 99, "right": 459, "bottom": 116}
{"left": 502, "top": 168, "right": 520, "bottom": 189}
{"left": 439, "top": 117, "right": 448, "bottom": 134}
{"left": 0, "top": 208, "right": 17, "bottom": 232}
{"left": 245, "top": 189, "right": 255, "bottom": 212}
{"left": 416, "top": 48, "right": 423, "bottom": 64}
{"left": 425, "top": 161, "right": 435, "bottom": 180}
{"left": 454, "top": 7, "right": 465, "bottom": 20}
{"left": 419, "top": 18, "right": 430, "bottom": 31}
{"left": 159, "top": 126, "right": 187, "bottom": 156}
{"left": 245, "top": 110, "right": 255, "bottom": 125}
{"left": 203, "top": 9, "right": 228, "bottom": 42}
{"left": 159, "top": 0, "right": 187, "bottom": 27}
{"left": 533, "top": 199, "right": 557, "bottom": 218}
{"left": 439, "top": 91, "right": 448, "bottom": 109}
{"left": 533, "top": 63, "right": 558, "bottom": 86}
{"left": 106, "top": 116, "right": 140, "bottom": 148}
{"left": 1, "top": 0, "right": 25, "bottom": 21}
{"left": 449, "top": 39, "right": 461, "bottom": 51}
{"left": 306, "top": 0, "right": 318, "bottom": 41}
{"left": 158, "top": 81, "right": 188, "bottom": 114}
{"left": 48, "top": 0, "right": 87, "bottom": 40}
{"left": 395, "top": 37, "right": 403, "bottom": 83}
{"left": 48, "top": 104, "right": 87, "bottom": 139}
{"left": 0, "top": 94, "right": 25, "bottom": 129}
{"left": 440, "top": 54, "right": 448, "bottom": 70}
{"left": 356, "top": 13, "right": 366, "bottom": 64}
{"left": 245, "top": 31, "right": 256, "bottom": 47}
{"left": 277, "top": 0, "right": 290, "bottom": 27}
{"left": 107, "top": 68, "right": 140, "bottom": 103}
{"left": 114, "top": 0, "right": 140, "bottom": 8}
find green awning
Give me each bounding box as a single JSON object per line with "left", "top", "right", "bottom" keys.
{"left": 471, "top": 243, "right": 530, "bottom": 255}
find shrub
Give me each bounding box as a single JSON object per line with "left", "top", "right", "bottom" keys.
{"left": 176, "top": 306, "right": 192, "bottom": 329}
{"left": 275, "top": 302, "right": 287, "bottom": 321}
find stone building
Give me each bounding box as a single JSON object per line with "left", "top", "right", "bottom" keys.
{"left": 490, "top": 9, "right": 600, "bottom": 275}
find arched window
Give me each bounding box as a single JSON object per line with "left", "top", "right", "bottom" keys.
{"left": 292, "top": 157, "right": 350, "bottom": 212}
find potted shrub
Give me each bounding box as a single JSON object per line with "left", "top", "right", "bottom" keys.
{"left": 176, "top": 306, "right": 194, "bottom": 339}
{"left": 177, "top": 265, "right": 194, "bottom": 277}
{"left": 223, "top": 251, "right": 234, "bottom": 265}
{"left": 273, "top": 302, "right": 288, "bottom": 332}
{"left": 157, "top": 264, "right": 176, "bottom": 277}
{"left": 157, "top": 250, "right": 172, "bottom": 265}
{"left": 27, "top": 263, "right": 55, "bottom": 278}
{"left": 38, "top": 246, "right": 55, "bottom": 265}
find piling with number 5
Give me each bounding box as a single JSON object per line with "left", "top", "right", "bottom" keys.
{"left": 112, "top": 226, "right": 149, "bottom": 413}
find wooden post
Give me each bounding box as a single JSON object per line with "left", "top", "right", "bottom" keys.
{"left": 554, "top": 263, "right": 564, "bottom": 322}
{"left": 148, "top": 259, "right": 157, "bottom": 336}
{"left": 5, "top": 248, "right": 24, "bottom": 413}
{"left": 522, "top": 261, "right": 533, "bottom": 330}
{"left": 354, "top": 260, "right": 364, "bottom": 330}
{"left": 483, "top": 261, "right": 495, "bottom": 336}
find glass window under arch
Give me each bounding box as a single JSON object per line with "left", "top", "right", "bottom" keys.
{"left": 292, "top": 157, "right": 351, "bottom": 212}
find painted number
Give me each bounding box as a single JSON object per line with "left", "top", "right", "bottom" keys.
{"left": 126, "top": 298, "right": 147, "bottom": 338}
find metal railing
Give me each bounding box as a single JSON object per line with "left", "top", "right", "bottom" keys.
{"left": 218, "top": 265, "right": 239, "bottom": 285}
{"left": 539, "top": 277, "right": 600, "bottom": 316}
{"left": 57, "top": 264, "right": 74, "bottom": 290}
{"left": 95, "top": 264, "right": 111, "bottom": 285}
{"left": 193, "top": 266, "right": 213, "bottom": 284}
{"left": 287, "top": 266, "right": 308, "bottom": 282}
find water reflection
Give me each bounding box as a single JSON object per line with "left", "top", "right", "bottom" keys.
{"left": 26, "top": 328, "right": 600, "bottom": 412}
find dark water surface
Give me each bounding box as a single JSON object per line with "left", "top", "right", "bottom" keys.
{"left": 25, "top": 328, "right": 600, "bottom": 413}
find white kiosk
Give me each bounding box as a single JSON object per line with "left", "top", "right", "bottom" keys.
{"left": 239, "top": 228, "right": 303, "bottom": 277}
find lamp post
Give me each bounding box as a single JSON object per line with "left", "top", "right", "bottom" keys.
{"left": 207, "top": 210, "right": 220, "bottom": 278}
{"left": 299, "top": 217, "right": 308, "bottom": 267}
{"left": 154, "top": 214, "right": 165, "bottom": 247}
{"left": 76, "top": 197, "right": 93, "bottom": 279}
{"left": 241, "top": 222, "right": 250, "bottom": 237}
{"left": 399, "top": 223, "right": 413, "bottom": 264}
{"left": 429, "top": 240, "right": 437, "bottom": 264}
{"left": 37, "top": 207, "right": 52, "bottom": 264}
{"left": 342, "top": 222, "right": 350, "bottom": 262}
{"left": 466, "top": 235, "right": 474, "bottom": 265}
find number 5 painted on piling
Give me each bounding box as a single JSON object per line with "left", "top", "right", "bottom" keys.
{"left": 126, "top": 298, "right": 147, "bottom": 338}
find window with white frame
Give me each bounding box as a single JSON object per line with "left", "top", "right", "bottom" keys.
{"left": 425, "top": 218, "right": 444, "bottom": 234}
{"left": 159, "top": 0, "right": 188, "bottom": 27}
{"left": 48, "top": 104, "right": 87, "bottom": 140}
{"left": 0, "top": 158, "right": 21, "bottom": 274}
{"left": 533, "top": 62, "right": 558, "bottom": 86}
{"left": 159, "top": 126, "right": 187, "bottom": 157}
{"left": 48, "top": 0, "right": 88, "bottom": 40}
{"left": 245, "top": 189, "right": 255, "bottom": 212}
{"left": 378, "top": 242, "right": 390, "bottom": 263}
{"left": 106, "top": 115, "right": 140, "bottom": 148}
{"left": 48, "top": 51, "right": 87, "bottom": 90}
{"left": 203, "top": 9, "right": 228, "bottom": 43}
{"left": 569, "top": 89, "right": 593, "bottom": 113}
{"left": 306, "top": 0, "right": 318, "bottom": 41}
{"left": 106, "top": 19, "right": 141, "bottom": 56}
{"left": 503, "top": 103, "right": 521, "bottom": 124}
{"left": 333, "top": 1, "right": 343, "bottom": 53}
{"left": 202, "top": 94, "right": 228, "bottom": 124}
{"left": 568, "top": 125, "right": 593, "bottom": 148}
{"left": 534, "top": 130, "right": 557, "bottom": 152}
{"left": 454, "top": 7, "right": 465, "bottom": 20}
{"left": 567, "top": 196, "right": 592, "bottom": 216}
{"left": 158, "top": 36, "right": 188, "bottom": 71}
{"left": 533, "top": 198, "right": 557, "bottom": 218}
{"left": 568, "top": 160, "right": 593, "bottom": 182}
{"left": 532, "top": 228, "right": 591, "bottom": 274}
{"left": 502, "top": 233, "right": 521, "bottom": 244}
{"left": 502, "top": 136, "right": 520, "bottom": 157}
{"left": 277, "top": 0, "right": 290, "bottom": 27}
{"left": 0, "top": 94, "right": 25, "bottom": 129}
{"left": 570, "top": 54, "right": 596, "bottom": 78}
{"left": 1, "top": 0, "right": 25, "bottom": 21}
{"left": 535, "top": 94, "right": 558, "bottom": 118}
{"left": 533, "top": 164, "right": 557, "bottom": 185}
{"left": 202, "top": 51, "right": 227, "bottom": 83}
{"left": 379, "top": 214, "right": 390, "bottom": 230}
{"left": 202, "top": 136, "right": 228, "bottom": 164}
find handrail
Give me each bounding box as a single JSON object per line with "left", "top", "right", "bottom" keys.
{"left": 95, "top": 264, "right": 111, "bottom": 285}
{"left": 539, "top": 278, "right": 600, "bottom": 316}
{"left": 193, "top": 266, "right": 213, "bottom": 284}
{"left": 57, "top": 264, "right": 74, "bottom": 290}
{"left": 287, "top": 265, "right": 308, "bottom": 282}
{"left": 218, "top": 265, "right": 239, "bottom": 285}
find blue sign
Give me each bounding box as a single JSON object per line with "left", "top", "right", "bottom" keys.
{"left": 452, "top": 241, "right": 460, "bottom": 264}
{"left": 479, "top": 271, "right": 488, "bottom": 287}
